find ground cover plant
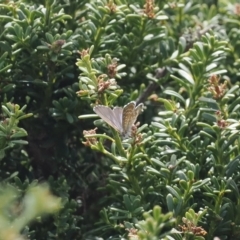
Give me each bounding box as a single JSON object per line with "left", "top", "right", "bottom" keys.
{"left": 0, "top": 0, "right": 240, "bottom": 239}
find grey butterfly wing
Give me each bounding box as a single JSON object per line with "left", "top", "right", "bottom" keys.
{"left": 93, "top": 105, "right": 122, "bottom": 132}
{"left": 112, "top": 107, "right": 123, "bottom": 131}
{"left": 134, "top": 103, "right": 144, "bottom": 117}
{"left": 122, "top": 101, "right": 144, "bottom": 137}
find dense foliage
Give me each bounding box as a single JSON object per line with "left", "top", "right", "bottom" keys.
{"left": 0, "top": 0, "right": 240, "bottom": 239}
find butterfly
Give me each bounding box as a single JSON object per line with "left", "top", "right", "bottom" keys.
{"left": 93, "top": 101, "right": 144, "bottom": 138}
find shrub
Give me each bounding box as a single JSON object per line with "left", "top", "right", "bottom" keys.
{"left": 0, "top": 0, "right": 240, "bottom": 240}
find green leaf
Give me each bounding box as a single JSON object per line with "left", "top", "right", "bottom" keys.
{"left": 164, "top": 90, "right": 186, "bottom": 104}
{"left": 166, "top": 186, "right": 181, "bottom": 200}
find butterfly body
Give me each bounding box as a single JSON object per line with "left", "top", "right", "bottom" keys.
{"left": 93, "top": 101, "right": 143, "bottom": 138}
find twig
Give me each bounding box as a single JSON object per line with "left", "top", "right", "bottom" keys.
{"left": 136, "top": 67, "right": 167, "bottom": 105}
